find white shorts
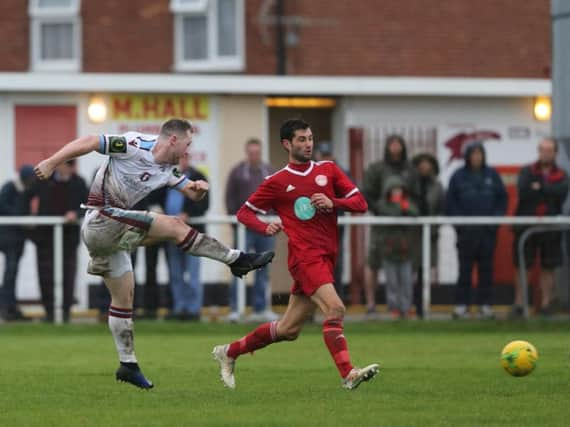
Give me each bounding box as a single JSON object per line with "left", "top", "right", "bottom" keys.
{"left": 81, "top": 207, "right": 154, "bottom": 278}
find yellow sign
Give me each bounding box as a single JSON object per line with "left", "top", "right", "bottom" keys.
{"left": 111, "top": 94, "right": 209, "bottom": 121}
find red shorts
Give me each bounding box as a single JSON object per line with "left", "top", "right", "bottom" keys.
{"left": 290, "top": 256, "right": 335, "bottom": 296}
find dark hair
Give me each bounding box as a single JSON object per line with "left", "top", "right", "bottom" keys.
{"left": 383, "top": 134, "right": 408, "bottom": 163}
{"left": 385, "top": 134, "right": 406, "bottom": 147}
{"left": 280, "top": 118, "right": 310, "bottom": 141}
{"left": 246, "top": 138, "right": 262, "bottom": 147}
{"left": 160, "top": 119, "right": 193, "bottom": 136}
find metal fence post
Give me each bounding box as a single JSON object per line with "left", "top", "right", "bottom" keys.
{"left": 422, "top": 223, "right": 431, "bottom": 319}
{"left": 516, "top": 225, "right": 570, "bottom": 320}
{"left": 236, "top": 222, "right": 247, "bottom": 317}
{"left": 53, "top": 223, "right": 64, "bottom": 325}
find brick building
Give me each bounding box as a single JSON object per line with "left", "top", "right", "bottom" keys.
{"left": 0, "top": 0, "right": 553, "bottom": 307}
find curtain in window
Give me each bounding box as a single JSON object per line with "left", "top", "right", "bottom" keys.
{"left": 41, "top": 22, "right": 73, "bottom": 59}
{"left": 38, "top": 0, "right": 73, "bottom": 8}
{"left": 183, "top": 15, "right": 208, "bottom": 60}
{"left": 217, "top": 0, "right": 236, "bottom": 56}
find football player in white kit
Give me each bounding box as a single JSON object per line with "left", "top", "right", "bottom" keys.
{"left": 34, "top": 119, "right": 274, "bottom": 389}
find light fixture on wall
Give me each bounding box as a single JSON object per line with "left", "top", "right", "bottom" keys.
{"left": 88, "top": 96, "right": 107, "bottom": 123}
{"left": 265, "top": 97, "right": 336, "bottom": 108}
{"left": 533, "top": 96, "right": 551, "bottom": 121}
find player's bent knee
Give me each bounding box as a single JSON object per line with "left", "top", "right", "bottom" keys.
{"left": 165, "top": 216, "right": 190, "bottom": 243}
{"left": 327, "top": 304, "right": 346, "bottom": 319}
{"left": 167, "top": 215, "right": 186, "bottom": 230}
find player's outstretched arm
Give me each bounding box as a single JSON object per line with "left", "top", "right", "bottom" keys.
{"left": 34, "top": 135, "right": 100, "bottom": 180}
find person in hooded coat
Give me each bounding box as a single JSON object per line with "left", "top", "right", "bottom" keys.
{"left": 362, "top": 135, "right": 416, "bottom": 317}
{"left": 446, "top": 142, "right": 507, "bottom": 319}
{"left": 411, "top": 153, "right": 445, "bottom": 318}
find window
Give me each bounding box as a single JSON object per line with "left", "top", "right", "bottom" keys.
{"left": 171, "top": 0, "right": 244, "bottom": 72}
{"left": 29, "top": 0, "right": 81, "bottom": 71}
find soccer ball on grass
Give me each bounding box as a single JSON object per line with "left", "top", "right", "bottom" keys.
{"left": 500, "top": 340, "right": 538, "bottom": 377}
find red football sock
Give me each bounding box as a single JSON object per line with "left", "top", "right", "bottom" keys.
{"left": 227, "top": 321, "right": 279, "bottom": 359}
{"left": 323, "top": 318, "right": 353, "bottom": 378}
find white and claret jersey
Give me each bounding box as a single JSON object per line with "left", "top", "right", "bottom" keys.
{"left": 87, "top": 132, "right": 189, "bottom": 209}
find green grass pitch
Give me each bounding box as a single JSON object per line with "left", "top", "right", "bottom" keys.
{"left": 0, "top": 321, "right": 569, "bottom": 427}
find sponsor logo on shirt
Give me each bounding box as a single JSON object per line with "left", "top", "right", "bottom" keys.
{"left": 108, "top": 136, "right": 127, "bottom": 153}
{"left": 315, "top": 174, "right": 328, "bottom": 186}
{"left": 294, "top": 196, "right": 316, "bottom": 220}
{"left": 286, "top": 184, "right": 296, "bottom": 192}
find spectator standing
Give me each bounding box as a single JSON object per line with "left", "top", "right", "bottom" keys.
{"left": 512, "top": 138, "right": 568, "bottom": 317}
{"left": 0, "top": 165, "right": 36, "bottom": 321}
{"left": 377, "top": 176, "right": 419, "bottom": 319}
{"left": 362, "top": 135, "right": 415, "bottom": 317}
{"left": 165, "top": 154, "right": 209, "bottom": 321}
{"left": 225, "top": 138, "right": 278, "bottom": 322}
{"left": 446, "top": 142, "right": 507, "bottom": 319}
{"left": 33, "top": 160, "right": 88, "bottom": 322}
{"left": 411, "top": 153, "right": 445, "bottom": 318}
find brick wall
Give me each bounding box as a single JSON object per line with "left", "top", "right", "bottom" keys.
{"left": 0, "top": 0, "right": 28, "bottom": 71}
{"left": 0, "top": 0, "right": 551, "bottom": 77}
{"left": 279, "top": 0, "right": 551, "bottom": 78}
{"left": 83, "top": 0, "right": 172, "bottom": 72}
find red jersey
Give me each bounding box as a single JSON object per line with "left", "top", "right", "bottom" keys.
{"left": 237, "top": 160, "right": 367, "bottom": 270}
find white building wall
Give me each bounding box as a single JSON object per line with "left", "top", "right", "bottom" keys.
{"left": 339, "top": 96, "right": 551, "bottom": 284}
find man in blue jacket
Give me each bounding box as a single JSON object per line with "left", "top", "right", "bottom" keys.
{"left": 446, "top": 142, "right": 507, "bottom": 319}
{"left": 165, "top": 154, "right": 210, "bottom": 321}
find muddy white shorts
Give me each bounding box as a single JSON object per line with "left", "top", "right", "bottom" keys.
{"left": 81, "top": 207, "right": 155, "bottom": 278}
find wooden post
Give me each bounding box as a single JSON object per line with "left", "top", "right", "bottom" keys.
{"left": 349, "top": 127, "right": 365, "bottom": 305}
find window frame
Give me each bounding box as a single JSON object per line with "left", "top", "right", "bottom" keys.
{"left": 171, "top": 0, "right": 245, "bottom": 72}
{"left": 29, "top": 0, "right": 82, "bottom": 72}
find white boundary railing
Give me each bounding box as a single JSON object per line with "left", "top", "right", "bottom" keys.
{"left": 0, "top": 217, "right": 65, "bottom": 323}
{"left": 2, "top": 215, "right": 570, "bottom": 323}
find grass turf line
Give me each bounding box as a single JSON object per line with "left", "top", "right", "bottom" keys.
{"left": 0, "top": 321, "right": 569, "bottom": 427}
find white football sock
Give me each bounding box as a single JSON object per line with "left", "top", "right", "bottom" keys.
{"left": 179, "top": 229, "right": 240, "bottom": 264}
{"left": 108, "top": 307, "right": 137, "bottom": 363}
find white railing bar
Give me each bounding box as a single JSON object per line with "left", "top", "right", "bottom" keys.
{"left": 4, "top": 214, "right": 569, "bottom": 322}
{"left": 3, "top": 215, "right": 570, "bottom": 226}
{"left": 422, "top": 223, "right": 431, "bottom": 319}
{"left": 0, "top": 216, "right": 67, "bottom": 225}
{"left": 53, "top": 224, "right": 64, "bottom": 325}
{"left": 236, "top": 223, "right": 247, "bottom": 318}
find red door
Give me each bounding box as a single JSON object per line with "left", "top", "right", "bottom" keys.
{"left": 15, "top": 105, "right": 77, "bottom": 168}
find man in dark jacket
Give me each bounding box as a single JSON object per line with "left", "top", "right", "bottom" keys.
{"left": 165, "top": 154, "right": 209, "bottom": 321}
{"left": 33, "top": 159, "right": 88, "bottom": 322}
{"left": 446, "top": 142, "right": 507, "bottom": 319}
{"left": 362, "top": 135, "right": 416, "bottom": 317}
{"left": 225, "top": 138, "right": 277, "bottom": 322}
{"left": 0, "top": 165, "right": 36, "bottom": 321}
{"left": 512, "top": 138, "right": 568, "bottom": 317}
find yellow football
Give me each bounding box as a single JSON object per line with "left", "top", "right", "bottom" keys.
{"left": 500, "top": 340, "right": 538, "bottom": 377}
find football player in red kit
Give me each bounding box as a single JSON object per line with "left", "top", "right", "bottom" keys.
{"left": 213, "top": 119, "right": 379, "bottom": 390}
